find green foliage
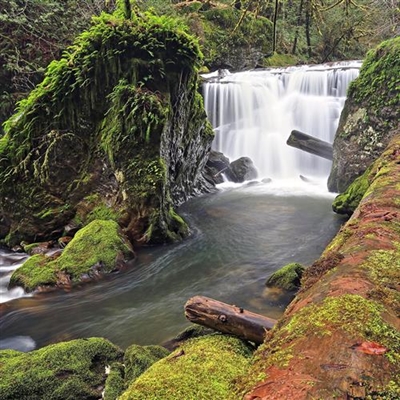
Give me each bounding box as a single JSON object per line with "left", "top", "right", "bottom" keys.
{"left": 119, "top": 335, "right": 252, "bottom": 400}
{"left": 0, "top": 0, "right": 109, "bottom": 134}
{"left": 0, "top": 337, "right": 123, "bottom": 400}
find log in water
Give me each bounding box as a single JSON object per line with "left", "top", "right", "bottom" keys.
{"left": 185, "top": 295, "right": 277, "bottom": 344}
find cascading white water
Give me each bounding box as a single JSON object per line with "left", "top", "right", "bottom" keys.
{"left": 203, "top": 61, "right": 361, "bottom": 182}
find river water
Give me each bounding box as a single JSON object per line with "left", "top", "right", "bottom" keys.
{"left": 0, "top": 62, "right": 359, "bottom": 351}
{"left": 0, "top": 183, "right": 345, "bottom": 351}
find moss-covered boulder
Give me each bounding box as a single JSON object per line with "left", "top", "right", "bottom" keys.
{"left": 328, "top": 37, "right": 400, "bottom": 193}
{"left": 9, "top": 219, "right": 134, "bottom": 291}
{"left": 103, "top": 344, "right": 170, "bottom": 399}
{"left": 0, "top": 10, "right": 214, "bottom": 250}
{"left": 0, "top": 337, "right": 123, "bottom": 400}
{"left": 265, "top": 262, "right": 305, "bottom": 291}
{"left": 118, "top": 334, "right": 252, "bottom": 400}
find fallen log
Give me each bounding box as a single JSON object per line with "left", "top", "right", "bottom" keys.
{"left": 287, "top": 130, "right": 333, "bottom": 160}
{"left": 185, "top": 295, "right": 277, "bottom": 344}
{"left": 242, "top": 136, "right": 400, "bottom": 399}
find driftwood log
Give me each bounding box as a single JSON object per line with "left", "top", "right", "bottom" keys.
{"left": 287, "top": 130, "right": 333, "bottom": 160}
{"left": 185, "top": 295, "right": 277, "bottom": 344}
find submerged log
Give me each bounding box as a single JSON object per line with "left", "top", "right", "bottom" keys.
{"left": 185, "top": 296, "right": 277, "bottom": 344}
{"left": 242, "top": 136, "right": 400, "bottom": 399}
{"left": 287, "top": 130, "right": 333, "bottom": 160}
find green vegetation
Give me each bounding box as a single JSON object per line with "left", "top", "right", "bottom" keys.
{"left": 124, "top": 344, "right": 170, "bottom": 383}
{"left": 348, "top": 37, "right": 400, "bottom": 109}
{"left": 10, "top": 220, "right": 134, "bottom": 291}
{"left": 119, "top": 334, "right": 252, "bottom": 400}
{"left": 0, "top": 8, "right": 208, "bottom": 249}
{"left": 265, "top": 262, "right": 304, "bottom": 291}
{"left": 0, "top": 337, "right": 123, "bottom": 400}
{"left": 9, "top": 254, "right": 57, "bottom": 291}
{"left": 332, "top": 165, "right": 373, "bottom": 215}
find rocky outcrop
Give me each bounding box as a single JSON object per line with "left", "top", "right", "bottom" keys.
{"left": 328, "top": 37, "right": 400, "bottom": 193}
{"left": 0, "top": 12, "right": 214, "bottom": 251}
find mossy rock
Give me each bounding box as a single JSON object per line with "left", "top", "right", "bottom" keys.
{"left": 0, "top": 11, "right": 213, "bottom": 248}
{"left": 103, "top": 362, "right": 126, "bottom": 400}
{"left": 332, "top": 165, "right": 372, "bottom": 215}
{"left": 265, "top": 262, "right": 305, "bottom": 291}
{"left": 9, "top": 219, "right": 134, "bottom": 291}
{"left": 123, "top": 344, "right": 170, "bottom": 383}
{"left": 118, "top": 334, "right": 252, "bottom": 400}
{"left": 328, "top": 37, "right": 400, "bottom": 193}
{"left": 0, "top": 337, "right": 123, "bottom": 400}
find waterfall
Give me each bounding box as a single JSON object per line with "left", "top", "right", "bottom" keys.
{"left": 203, "top": 61, "right": 361, "bottom": 182}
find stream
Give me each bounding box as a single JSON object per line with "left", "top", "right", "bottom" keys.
{"left": 0, "top": 182, "right": 345, "bottom": 352}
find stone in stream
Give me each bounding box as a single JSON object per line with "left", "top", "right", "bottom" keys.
{"left": 230, "top": 157, "right": 258, "bottom": 183}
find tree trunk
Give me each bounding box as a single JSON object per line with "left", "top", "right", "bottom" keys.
{"left": 272, "top": 0, "right": 279, "bottom": 53}
{"left": 185, "top": 296, "right": 277, "bottom": 344}
{"left": 305, "top": 0, "right": 312, "bottom": 58}
{"left": 243, "top": 136, "right": 400, "bottom": 399}
{"left": 292, "top": 0, "right": 304, "bottom": 55}
{"left": 286, "top": 130, "right": 333, "bottom": 160}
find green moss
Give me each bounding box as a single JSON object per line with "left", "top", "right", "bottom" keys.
{"left": 283, "top": 295, "right": 400, "bottom": 365}
{"left": 124, "top": 344, "right": 170, "bottom": 383}
{"left": 119, "top": 335, "right": 252, "bottom": 400}
{"left": 9, "top": 254, "right": 57, "bottom": 292}
{"left": 362, "top": 244, "right": 400, "bottom": 315}
{"left": 332, "top": 165, "right": 372, "bottom": 215}
{"left": 55, "top": 219, "right": 133, "bottom": 280}
{"left": 348, "top": 37, "right": 400, "bottom": 109}
{"left": 265, "top": 262, "right": 304, "bottom": 291}
{"left": 0, "top": 337, "right": 123, "bottom": 400}
{"left": 10, "top": 219, "right": 134, "bottom": 291}
{"left": 103, "top": 362, "right": 126, "bottom": 400}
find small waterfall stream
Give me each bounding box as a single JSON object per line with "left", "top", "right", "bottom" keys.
{"left": 203, "top": 61, "right": 361, "bottom": 181}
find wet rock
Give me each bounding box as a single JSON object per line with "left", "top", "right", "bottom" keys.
{"left": 328, "top": 38, "right": 400, "bottom": 193}
{"left": 204, "top": 151, "right": 236, "bottom": 184}
{"left": 230, "top": 157, "right": 258, "bottom": 182}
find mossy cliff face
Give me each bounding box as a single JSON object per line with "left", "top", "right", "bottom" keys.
{"left": 0, "top": 337, "right": 123, "bottom": 400}
{"left": 328, "top": 37, "right": 400, "bottom": 193}
{"left": 0, "top": 11, "right": 214, "bottom": 248}
{"left": 241, "top": 136, "right": 400, "bottom": 399}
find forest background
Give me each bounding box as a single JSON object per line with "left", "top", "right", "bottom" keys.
{"left": 0, "top": 0, "right": 398, "bottom": 137}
